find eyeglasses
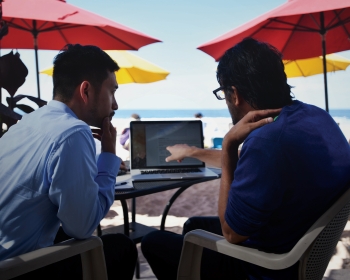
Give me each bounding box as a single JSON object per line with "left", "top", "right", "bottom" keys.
{"left": 212, "top": 86, "right": 226, "bottom": 100}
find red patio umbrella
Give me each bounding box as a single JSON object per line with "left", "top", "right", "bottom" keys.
{"left": 198, "top": 0, "right": 350, "bottom": 112}
{"left": 1, "top": 0, "right": 161, "bottom": 98}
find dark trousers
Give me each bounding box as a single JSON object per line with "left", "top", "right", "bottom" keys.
{"left": 14, "top": 227, "right": 137, "bottom": 280}
{"left": 141, "top": 216, "right": 247, "bottom": 280}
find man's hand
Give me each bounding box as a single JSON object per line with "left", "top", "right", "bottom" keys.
{"left": 98, "top": 117, "right": 116, "bottom": 154}
{"left": 223, "top": 108, "right": 282, "bottom": 149}
{"left": 165, "top": 144, "right": 195, "bottom": 163}
{"left": 119, "top": 160, "right": 128, "bottom": 171}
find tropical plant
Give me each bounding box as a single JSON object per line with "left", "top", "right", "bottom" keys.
{"left": 0, "top": 50, "right": 47, "bottom": 137}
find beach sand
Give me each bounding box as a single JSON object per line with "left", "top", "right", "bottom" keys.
{"left": 101, "top": 178, "right": 221, "bottom": 233}
{"left": 100, "top": 178, "right": 350, "bottom": 279}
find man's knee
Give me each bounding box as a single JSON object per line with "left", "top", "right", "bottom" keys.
{"left": 183, "top": 216, "right": 208, "bottom": 234}
{"left": 183, "top": 216, "right": 221, "bottom": 235}
{"left": 183, "top": 217, "right": 197, "bottom": 234}
{"left": 141, "top": 230, "right": 181, "bottom": 258}
{"left": 141, "top": 231, "right": 163, "bottom": 256}
{"left": 101, "top": 233, "right": 137, "bottom": 260}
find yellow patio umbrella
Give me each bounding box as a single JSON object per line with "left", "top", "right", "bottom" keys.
{"left": 284, "top": 54, "right": 350, "bottom": 78}
{"left": 40, "top": 50, "right": 170, "bottom": 84}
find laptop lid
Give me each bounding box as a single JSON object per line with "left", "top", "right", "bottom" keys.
{"left": 130, "top": 120, "right": 205, "bottom": 170}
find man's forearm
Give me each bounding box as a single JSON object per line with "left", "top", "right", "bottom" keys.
{"left": 218, "top": 144, "right": 238, "bottom": 224}
{"left": 166, "top": 144, "right": 223, "bottom": 167}
{"left": 218, "top": 143, "right": 248, "bottom": 244}
{"left": 190, "top": 147, "right": 222, "bottom": 168}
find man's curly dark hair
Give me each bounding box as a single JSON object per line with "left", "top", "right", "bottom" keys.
{"left": 217, "top": 37, "right": 293, "bottom": 109}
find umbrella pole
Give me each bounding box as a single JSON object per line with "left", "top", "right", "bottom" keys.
{"left": 32, "top": 20, "right": 41, "bottom": 99}
{"left": 320, "top": 12, "right": 329, "bottom": 112}
{"left": 0, "top": 53, "right": 1, "bottom": 109}
{"left": 0, "top": 87, "right": 2, "bottom": 137}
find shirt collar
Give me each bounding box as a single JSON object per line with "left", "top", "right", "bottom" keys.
{"left": 47, "top": 100, "right": 79, "bottom": 119}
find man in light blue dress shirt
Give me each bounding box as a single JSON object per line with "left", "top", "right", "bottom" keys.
{"left": 0, "top": 45, "right": 137, "bottom": 279}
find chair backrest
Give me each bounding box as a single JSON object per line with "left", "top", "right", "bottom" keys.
{"left": 298, "top": 188, "right": 350, "bottom": 280}
{"left": 212, "top": 137, "right": 223, "bottom": 149}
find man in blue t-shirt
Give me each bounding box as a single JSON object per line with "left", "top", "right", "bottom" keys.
{"left": 141, "top": 38, "right": 350, "bottom": 280}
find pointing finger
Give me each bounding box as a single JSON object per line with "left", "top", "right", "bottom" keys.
{"left": 165, "top": 156, "right": 172, "bottom": 162}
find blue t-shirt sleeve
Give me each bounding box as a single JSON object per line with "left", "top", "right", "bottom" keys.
{"left": 47, "top": 129, "right": 120, "bottom": 239}
{"left": 225, "top": 136, "right": 286, "bottom": 237}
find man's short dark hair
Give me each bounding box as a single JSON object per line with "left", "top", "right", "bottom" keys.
{"left": 216, "top": 37, "right": 293, "bottom": 109}
{"left": 52, "top": 44, "right": 120, "bottom": 102}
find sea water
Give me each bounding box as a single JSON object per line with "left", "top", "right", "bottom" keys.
{"left": 114, "top": 108, "right": 350, "bottom": 119}
{"left": 113, "top": 109, "right": 232, "bottom": 119}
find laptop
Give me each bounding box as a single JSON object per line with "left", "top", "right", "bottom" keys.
{"left": 130, "top": 120, "right": 219, "bottom": 181}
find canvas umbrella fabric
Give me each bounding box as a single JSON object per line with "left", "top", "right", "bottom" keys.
{"left": 40, "top": 50, "right": 170, "bottom": 84}
{"left": 284, "top": 54, "right": 350, "bottom": 78}
{"left": 197, "top": 0, "right": 350, "bottom": 111}
{"left": 1, "top": 0, "right": 161, "bottom": 98}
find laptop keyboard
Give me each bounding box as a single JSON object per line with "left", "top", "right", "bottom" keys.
{"left": 140, "top": 168, "right": 201, "bottom": 174}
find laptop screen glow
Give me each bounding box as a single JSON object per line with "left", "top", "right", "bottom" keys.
{"left": 130, "top": 121, "right": 205, "bottom": 169}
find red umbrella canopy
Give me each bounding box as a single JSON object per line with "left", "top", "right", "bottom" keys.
{"left": 2, "top": 0, "right": 161, "bottom": 50}
{"left": 198, "top": 0, "right": 350, "bottom": 61}
{"left": 1, "top": 0, "right": 161, "bottom": 98}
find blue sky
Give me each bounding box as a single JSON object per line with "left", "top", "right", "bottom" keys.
{"left": 2, "top": 0, "right": 350, "bottom": 110}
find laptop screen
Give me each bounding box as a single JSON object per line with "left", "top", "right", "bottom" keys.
{"left": 130, "top": 120, "right": 205, "bottom": 169}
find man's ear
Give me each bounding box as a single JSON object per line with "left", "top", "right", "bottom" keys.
{"left": 79, "top": 81, "right": 90, "bottom": 104}
{"left": 226, "top": 86, "right": 239, "bottom": 106}
{"left": 231, "top": 86, "right": 244, "bottom": 106}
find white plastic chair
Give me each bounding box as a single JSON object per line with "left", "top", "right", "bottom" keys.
{"left": 0, "top": 236, "right": 107, "bottom": 280}
{"left": 177, "top": 187, "right": 350, "bottom": 280}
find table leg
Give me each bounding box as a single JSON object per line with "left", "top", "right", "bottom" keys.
{"left": 97, "top": 224, "right": 102, "bottom": 236}
{"left": 135, "top": 256, "right": 140, "bottom": 279}
{"left": 132, "top": 197, "right": 136, "bottom": 223}
{"left": 120, "top": 199, "right": 140, "bottom": 279}
{"left": 160, "top": 184, "right": 193, "bottom": 231}
{"left": 120, "top": 199, "right": 129, "bottom": 236}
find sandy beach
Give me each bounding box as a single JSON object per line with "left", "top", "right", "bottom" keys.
{"left": 101, "top": 178, "right": 221, "bottom": 233}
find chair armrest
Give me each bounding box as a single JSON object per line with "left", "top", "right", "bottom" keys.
{"left": 0, "top": 236, "right": 107, "bottom": 280}
{"left": 178, "top": 229, "right": 298, "bottom": 280}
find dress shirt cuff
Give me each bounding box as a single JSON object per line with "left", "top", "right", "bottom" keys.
{"left": 97, "top": 152, "right": 121, "bottom": 176}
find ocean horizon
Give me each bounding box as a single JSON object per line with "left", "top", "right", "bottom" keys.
{"left": 12, "top": 106, "right": 350, "bottom": 120}
{"left": 113, "top": 109, "right": 350, "bottom": 119}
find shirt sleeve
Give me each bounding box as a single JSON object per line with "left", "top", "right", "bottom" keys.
{"left": 225, "top": 136, "right": 286, "bottom": 237}
{"left": 47, "top": 129, "right": 120, "bottom": 239}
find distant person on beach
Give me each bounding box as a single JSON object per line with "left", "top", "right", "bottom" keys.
{"left": 120, "top": 113, "right": 141, "bottom": 151}
{"left": 0, "top": 44, "right": 137, "bottom": 279}
{"left": 141, "top": 38, "right": 350, "bottom": 280}
{"left": 194, "top": 112, "right": 203, "bottom": 119}
{"left": 194, "top": 112, "right": 206, "bottom": 137}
